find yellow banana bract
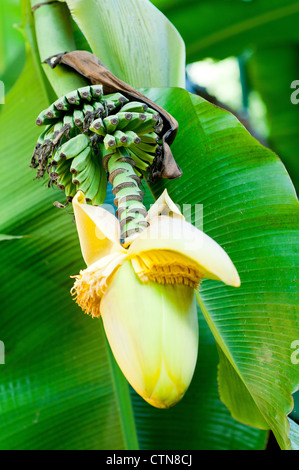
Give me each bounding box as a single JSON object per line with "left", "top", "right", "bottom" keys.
{"left": 71, "top": 189, "right": 240, "bottom": 408}
{"left": 101, "top": 261, "right": 198, "bottom": 408}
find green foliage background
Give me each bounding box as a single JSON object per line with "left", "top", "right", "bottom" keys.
{"left": 0, "top": 0, "right": 298, "bottom": 450}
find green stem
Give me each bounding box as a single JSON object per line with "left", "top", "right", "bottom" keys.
{"left": 31, "top": 0, "right": 88, "bottom": 97}
{"left": 107, "top": 151, "right": 148, "bottom": 244}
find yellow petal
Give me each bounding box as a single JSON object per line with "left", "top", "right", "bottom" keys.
{"left": 72, "top": 191, "right": 125, "bottom": 266}
{"left": 101, "top": 261, "right": 198, "bottom": 408}
{"left": 128, "top": 216, "right": 240, "bottom": 287}
{"left": 146, "top": 189, "right": 184, "bottom": 223}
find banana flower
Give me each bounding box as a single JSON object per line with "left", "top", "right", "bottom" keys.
{"left": 71, "top": 190, "right": 240, "bottom": 408}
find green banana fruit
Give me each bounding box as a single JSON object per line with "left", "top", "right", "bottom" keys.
{"left": 133, "top": 167, "right": 143, "bottom": 178}
{"left": 104, "top": 134, "right": 117, "bottom": 150}
{"left": 118, "top": 147, "right": 149, "bottom": 172}
{"left": 36, "top": 110, "right": 57, "bottom": 126}
{"left": 113, "top": 112, "right": 133, "bottom": 131}
{"left": 92, "top": 158, "right": 107, "bottom": 206}
{"left": 114, "top": 112, "right": 158, "bottom": 133}
{"left": 128, "top": 113, "right": 160, "bottom": 134}
{"left": 73, "top": 109, "right": 84, "bottom": 127}
{"left": 102, "top": 99, "right": 116, "bottom": 112}
{"left": 134, "top": 141, "right": 157, "bottom": 154}
{"left": 72, "top": 160, "right": 91, "bottom": 185}
{"left": 70, "top": 147, "right": 92, "bottom": 174}
{"left": 77, "top": 156, "right": 97, "bottom": 194}
{"left": 83, "top": 103, "right": 94, "bottom": 116}
{"left": 120, "top": 101, "right": 148, "bottom": 113}
{"left": 36, "top": 124, "right": 53, "bottom": 146}
{"left": 129, "top": 144, "right": 156, "bottom": 164}
{"left": 33, "top": 85, "right": 167, "bottom": 202}
{"left": 140, "top": 132, "right": 158, "bottom": 144}
{"left": 91, "top": 84, "right": 103, "bottom": 99}
{"left": 45, "top": 104, "right": 62, "bottom": 120}
{"left": 54, "top": 158, "right": 72, "bottom": 175}
{"left": 53, "top": 120, "right": 65, "bottom": 136}
{"left": 78, "top": 86, "right": 93, "bottom": 102}
{"left": 65, "top": 89, "right": 81, "bottom": 106}
{"left": 65, "top": 181, "right": 77, "bottom": 200}
{"left": 52, "top": 144, "right": 66, "bottom": 164}
{"left": 84, "top": 160, "right": 102, "bottom": 201}
{"left": 102, "top": 93, "right": 129, "bottom": 108}
{"left": 59, "top": 133, "right": 90, "bottom": 160}
{"left": 57, "top": 166, "right": 72, "bottom": 189}
{"left": 92, "top": 101, "right": 105, "bottom": 115}
{"left": 63, "top": 114, "right": 75, "bottom": 129}
{"left": 100, "top": 143, "right": 117, "bottom": 171}
{"left": 113, "top": 130, "right": 128, "bottom": 147}
{"left": 103, "top": 115, "right": 119, "bottom": 133}
{"left": 89, "top": 117, "right": 106, "bottom": 136}
{"left": 54, "top": 95, "right": 71, "bottom": 111}
{"left": 144, "top": 107, "right": 158, "bottom": 115}
{"left": 122, "top": 130, "right": 141, "bottom": 146}
{"left": 44, "top": 127, "right": 55, "bottom": 143}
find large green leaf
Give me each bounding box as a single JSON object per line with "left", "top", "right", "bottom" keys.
{"left": 1, "top": 0, "right": 295, "bottom": 451}
{"left": 140, "top": 87, "right": 299, "bottom": 450}
{"left": 0, "top": 52, "right": 268, "bottom": 451}
{"left": 0, "top": 47, "right": 138, "bottom": 451}
{"left": 130, "top": 301, "right": 268, "bottom": 450}
{"left": 247, "top": 44, "right": 299, "bottom": 192}
{"left": 63, "top": 0, "right": 185, "bottom": 88}
{"left": 0, "top": 0, "right": 25, "bottom": 91}
{"left": 0, "top": 6, "right": 268, "bottom": 452}
{"left": 150, "top": 0, "right": 299, "bottom": 63}
{"left": 149, "top": 0, "right": 299, "bottom": 194}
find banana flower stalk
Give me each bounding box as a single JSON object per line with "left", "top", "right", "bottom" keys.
{"left": 71, "top": 190, "right": 240, "bottom": 408}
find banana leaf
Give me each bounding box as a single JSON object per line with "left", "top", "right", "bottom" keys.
{"left": 63, "top": 0, "right": 186, "bottom": 88}
{"left": 141, "top": 86, "right": 299, "bottom": 450}
{"left": 247, "top": 44, "right": 299, "bottom": 193}
{"left": 0, "top": 46, "right": 139, "bottom": 450}
{"left": 0, "top": 43, "right": 270, "bottom": 451}
{"left": 0, "top": 0, "right": 298, "bottom": 451}
{"left": 0, "top": 0, "right": 25, "bottom": 92}
{"left": 151, "top": 0, "right": 299, "bottom": 63}
{"left": 150, "top": 0, "right": 299, "bottom": 193}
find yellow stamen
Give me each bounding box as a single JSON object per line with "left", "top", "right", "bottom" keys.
{"left": 130, "top": 250, "right": 204, "bottom": 289}
{"left": 70, "top": 253, "right": 126, "bottom": 318}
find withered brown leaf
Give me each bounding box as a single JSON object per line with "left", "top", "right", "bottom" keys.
{"left": 45, "top": 50, "right": 182, "bottom": 181}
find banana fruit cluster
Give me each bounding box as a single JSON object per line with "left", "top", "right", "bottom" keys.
{"left": 30, "top": 84, "right": 163, "bottom": 205}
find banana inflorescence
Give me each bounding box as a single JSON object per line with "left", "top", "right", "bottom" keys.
{"left": 31, "top": 85, "right": 164, "bottom": 241}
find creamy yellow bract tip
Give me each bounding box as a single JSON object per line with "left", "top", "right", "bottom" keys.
{"left": 74, "top": 190, "right": 85, "bottom": 205}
